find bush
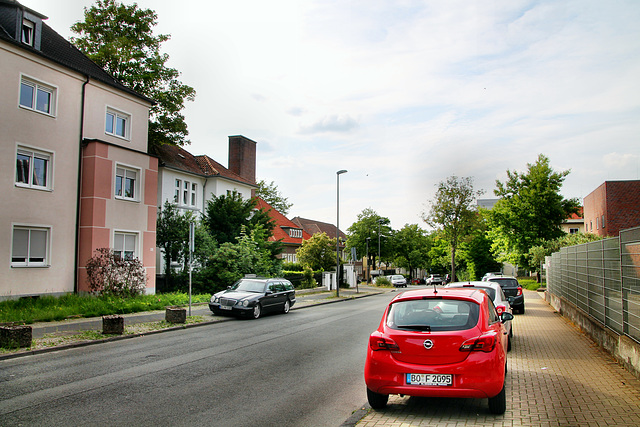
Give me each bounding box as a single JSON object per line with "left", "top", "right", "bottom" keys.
{"left": 374, "top": 276, "right": 392, "bottom": 286}
{"left": 85, "top": 248, "right": 147, "bottom": 298}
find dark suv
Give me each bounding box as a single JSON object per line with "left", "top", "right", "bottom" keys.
{"left": 486, "top": 276, "right": 525, "bottom": 314}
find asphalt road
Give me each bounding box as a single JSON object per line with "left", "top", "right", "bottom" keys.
{"left": 0, "top": 291, "right": 396, "bottom": 426}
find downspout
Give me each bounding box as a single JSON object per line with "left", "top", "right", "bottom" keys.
{"left": 74, "top": 76, "right": 90, "bottom": 294}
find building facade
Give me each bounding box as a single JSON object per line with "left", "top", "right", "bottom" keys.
{"left": 583, "top": 180, "right": 640, "bottom": 237}
{"left": 1, "top": 1, "right": 156, "bottom": 299}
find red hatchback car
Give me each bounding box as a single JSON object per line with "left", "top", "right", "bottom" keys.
{"left": 364, "top": 288, "right": 513, "bottom": 414}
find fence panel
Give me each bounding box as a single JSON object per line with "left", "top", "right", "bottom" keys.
{"left": 621, "top": 228, "right": 640, "bottom": 341}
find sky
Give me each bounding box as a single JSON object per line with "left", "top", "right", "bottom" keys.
{"left": 22, "top": 0, "right": 640, "bottom": 232}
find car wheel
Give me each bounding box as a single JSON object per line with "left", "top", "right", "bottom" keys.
{"left": 507, "top": 335, "right": 512, "bottom": 352}
{"left": 252, "top": 303, "right": 262, "bottom": 319}
{"left": 519, "top": 305, "right": 525, "bottom": 314}
{"left": 367, "top": 387, "right": 388, "bottom": 409}
{"left": 282, "top": 299, "right": 290, "bottom": 314}
{"left": 488, "top": 382, "right": 506, "bottom": 415}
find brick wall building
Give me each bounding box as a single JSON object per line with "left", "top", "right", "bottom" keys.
{"left": 583, "top": 180, "right": 640, "bottom": 237}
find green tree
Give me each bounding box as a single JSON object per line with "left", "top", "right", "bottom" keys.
{"left": 423, "top": 176, "right": 483, "bottom": 282}
{"left": 345, "top": 208, "right": 392, "bottom": 274}
{"left": 296, "top": 232, "right": 337, "bottom": 271}
{"left": 487, "top": 154, "right": 580, "bottom": 270}
{"left": 256, "top": 180, "right": 293, "bottom": 215}
{"left": 203, "top": 192, "right": 275, "bottom": 245}
{"left": 71, "top": 0, "right": 196, "bottom": 149}
{"left": 156, "top": 201, "right": 192, "bottom": 280}
{"left": 393, "top": 224, "right": 431, "bottom": 281}
{"left": 458, "top": 217, "right": 502, "bottom": 281}
{"left": 528, "top": 232, "right": 603, "bottom": 280}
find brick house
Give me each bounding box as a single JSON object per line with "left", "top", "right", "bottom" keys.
{"left": 583, "top": 180, "right": 640, "bottom": 237}
{"left": 1, "top": 1, "right": 156, "bottom": 298}
{"left": 254, "top": 198, "right": 311, "bottom": 263}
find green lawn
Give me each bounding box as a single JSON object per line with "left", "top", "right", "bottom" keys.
{"left": 0, "top": 293, "right": 210, "bottom": 324}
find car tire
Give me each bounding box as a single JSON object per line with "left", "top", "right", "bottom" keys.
{"left": 507, "top": 334, "right": 512, "bottom": 352}
{"left": 367, "top": 387, "right": 388, "bottom": 409}
{"left": 519, "top": 305, "right": 525, "bottom": 314}
{"left": 488, "top": 382, "right": 506, "bottom": 415}
{"left": 282, "top": 299, "right": 290, "bottom": 314}
{"left": 252, "top": 303, "right": 262, "bottom": 319}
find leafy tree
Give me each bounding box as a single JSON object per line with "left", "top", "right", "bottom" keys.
{"left": 296, "top": 232, "right": 337, "bottom": 271}
{"left": 345, "top": 208, "right": 392, "bottom": 274}
{"left": 71, "top": 0, "right": 196, "bottom": 149}
{"left": 423, "top": 176, "right": 483, "bottom": 282}
{"left": 203, "top": 192, "right": 275, "bottom": 245}
{"left": 256, "top": 180, "right": 293, "bottom": 215}
{"left": 458, "top": 217, "right": 502, "bottom": 281}
{"left": 393, "top": 224, "right": 431, "bottom": 281}
{"left": 528, "top": 232, "right": 603, "bottom": 280}
{"left": 156, "top": 201, "right": 192, "bottom": 279}
{"left": 487, "top": 154, "right": 580, "bottom": 270}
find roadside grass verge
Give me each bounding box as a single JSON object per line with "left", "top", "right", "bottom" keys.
{"left": 0, "top": 293, "right": 210, "bottom": 324}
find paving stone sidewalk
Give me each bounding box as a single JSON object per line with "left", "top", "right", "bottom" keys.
{"left": 355, "top": 290, "right": 640, "bottom": 427}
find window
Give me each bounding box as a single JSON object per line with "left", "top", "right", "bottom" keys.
{"left": 105, "top": 108, "right": 130, "bottom": 139}
{"left": 288, "top": 229, "right": 302, "bottom": 238}
{"left": 115, "top": 166, "right": 138, "bottom": 201}
{"left": 569, "top": 228, "right": 579, "bottom": 234}
{"left": 22, "top": 19, "right": 35, "bottom": 46}
{"left": 174, "top": 178, "right": 197, "bottom": 207}
{"left": 15, "top": 147, "right": 52, "bottom": 190}
{"left": 12, "top": 226, "right": 49, "bottom": 267}
{"left": 19, "top": 77, "right": 55, "bottom": 115}
{"left": 114, "top": 232, "right": 137, "bottom": 260}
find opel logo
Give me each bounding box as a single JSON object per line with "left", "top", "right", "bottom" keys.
{"left": 423, "top": 339, "right": 434, "bottom": 350}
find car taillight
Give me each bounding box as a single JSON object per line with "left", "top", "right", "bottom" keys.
{"left": 460, "top": 333, "right": 497, "bottom": 353}
{"left": 369, "top": 336, "right": 401, "bottom": 353}
{"left": 496, "top": 305, "right": 505, "bottom": 315}
{"left": 516, "top": 286, "right": 523, "bottom": 296}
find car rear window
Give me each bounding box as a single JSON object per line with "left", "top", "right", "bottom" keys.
{"left": 386, "top": 299, "right": 479, "bottom": 331}
{"left": 489, "top": 278, "right": 518, "bottom": 287}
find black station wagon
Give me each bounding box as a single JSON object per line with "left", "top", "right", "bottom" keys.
{"left": 209, "top": 277, "right": 296, "bottom": 319}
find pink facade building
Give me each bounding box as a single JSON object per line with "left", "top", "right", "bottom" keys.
{"left": 1, "top": 1, "right": 156, "bottom": 298}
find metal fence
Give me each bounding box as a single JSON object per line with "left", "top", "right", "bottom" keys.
{"left": 547, "top": 226, "right": 640, "bottom": 343}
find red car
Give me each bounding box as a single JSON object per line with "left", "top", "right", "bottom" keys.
{"left": 364, "top": 288, "right": 513, "bottom": 414}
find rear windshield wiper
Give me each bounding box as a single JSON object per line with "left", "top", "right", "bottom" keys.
{"left": 397, "top": 325, "right": 432, "bottom": 332}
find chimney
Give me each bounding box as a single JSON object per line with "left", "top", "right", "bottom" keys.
{"left": 228, "top": 135, "right": 257, "bottom": 185}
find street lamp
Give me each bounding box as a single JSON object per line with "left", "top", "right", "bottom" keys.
{"left": 336, "top": 169, "right": 347, "bottom": 297}
{"left": 366, "top": 237, "right": 371, "bottom": 284}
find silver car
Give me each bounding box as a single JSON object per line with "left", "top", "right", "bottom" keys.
{"left": 445, "top": 281, "right": 513, "bottom": 351}
{"left": 389, "top": 275, "right": 407, "bottom": 287}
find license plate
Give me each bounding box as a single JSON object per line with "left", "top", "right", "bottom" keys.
{"left": 406, "top": 373, "right": 452, "bottom": 386}
{"left": 220, "top": 305, "right": 232, "bottom": 310}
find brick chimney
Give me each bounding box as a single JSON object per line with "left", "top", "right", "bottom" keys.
{"left": 228, "top": 135, "right": 257, "bottom": 185}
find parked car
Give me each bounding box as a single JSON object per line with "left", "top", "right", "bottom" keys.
{"left": 445, "top": 281, "right": 513, "bottom": 351}
{"left": 411, "top": 277, "right": 425, "bottom": 285}
{"left": 364, "top": 288, "right": 513, "bottom": 414}
{"left": 425, "top": 274, "right": 444, "bottom": 286}
{"left": 389, "top": 275, "right": 408, "bottom": 288}
{"left": 486, "top": 276, "right": 525, "bottom": 314}
{"left": 209, "top": 277, "right": 296, "bottom": 319}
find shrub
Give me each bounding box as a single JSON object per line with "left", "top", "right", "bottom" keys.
{"left": 374, "top": 276, "right": 392, "bottom": 286}
{"left": 85, "top": 248, "right": 147, "bottom": 298}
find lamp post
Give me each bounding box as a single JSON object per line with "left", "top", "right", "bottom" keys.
{"left": 336, "top": 169, "right": 347, "bottom": 297}
{"left": 366, "top": 237, "right": 371, "bottom": 284}
{"left": 377, "top": 218, "right": 383, "bottom": 273}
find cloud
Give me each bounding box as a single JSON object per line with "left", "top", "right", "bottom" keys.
{"left": 298, "top": 115, "right": 359, "bottom": 134}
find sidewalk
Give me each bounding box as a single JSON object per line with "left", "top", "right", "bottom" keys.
{"left": 1, "top": 285, "right": 387, "bottom": 360}
{"left": 354, "top": 290, "right": 640, "bottom": 427}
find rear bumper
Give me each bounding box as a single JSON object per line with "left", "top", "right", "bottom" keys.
{"left": 365, "top": 350, "right": 505, "bottom": 399}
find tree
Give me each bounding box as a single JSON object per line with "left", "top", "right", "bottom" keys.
{"left": 203, "top": 192, "right": 275, "bottom": 245}
{"left": 71, "top": 0, "right": 196, "bottom": 149}
{"left": 256, "top": 180, "right": 293, "bottom": 215}
{"left": 487, "top": 154, "right": 580, "bottom": 270}
{"left": 393, "top": 224, "right": 431, "bottom": 281}
{"left": 345, "top": 208, "right": 392, "bottom": 275}
{"left": 156, "top": 201, "right": 192, "bottom": 280}
{"left": 296, "top": 232, "right": 337, "bottom": 271}
{"left": 423, "top": 176, "right": 483, "bottom": 282}
{"left": 528, "top": 232, "right": 603, "bottom": 280}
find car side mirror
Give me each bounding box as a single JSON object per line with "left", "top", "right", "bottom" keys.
{"left": 501, "top": 312, "right": 514, "bottom": 322}
{"left": 265, "top": 290, "right": 273, "bottom": 295}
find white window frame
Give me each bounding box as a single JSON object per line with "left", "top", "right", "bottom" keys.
{"left": 115, "top": 164, "right": 140, "bottom": 202}
{"left": 22, "top": 19, "right": 35, "bottom": 46}
{"left": 11, "top": 225, "right": 50, "bottom": 267}
{"left": 19, "top": 75, "right": 57, "bottom": 116}
{"left": 114, "top": 231, "right": 138, "bottom": 261}
{"left": 15, "top": 145, "right": 53, "bottom": 190}
{"left": 105, "top": 107, "right": 131, "bottom": 140}
{"left": 174, "top": 178, "right": 197, "bottom": 207}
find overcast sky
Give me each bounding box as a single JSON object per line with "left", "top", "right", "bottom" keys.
{"left": 23, "top": 0, "right": 640, "bottom": 231}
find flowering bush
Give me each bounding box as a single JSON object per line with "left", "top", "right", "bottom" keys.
{"left": 85, "top": 248, "right": 147, "bottom": 297}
